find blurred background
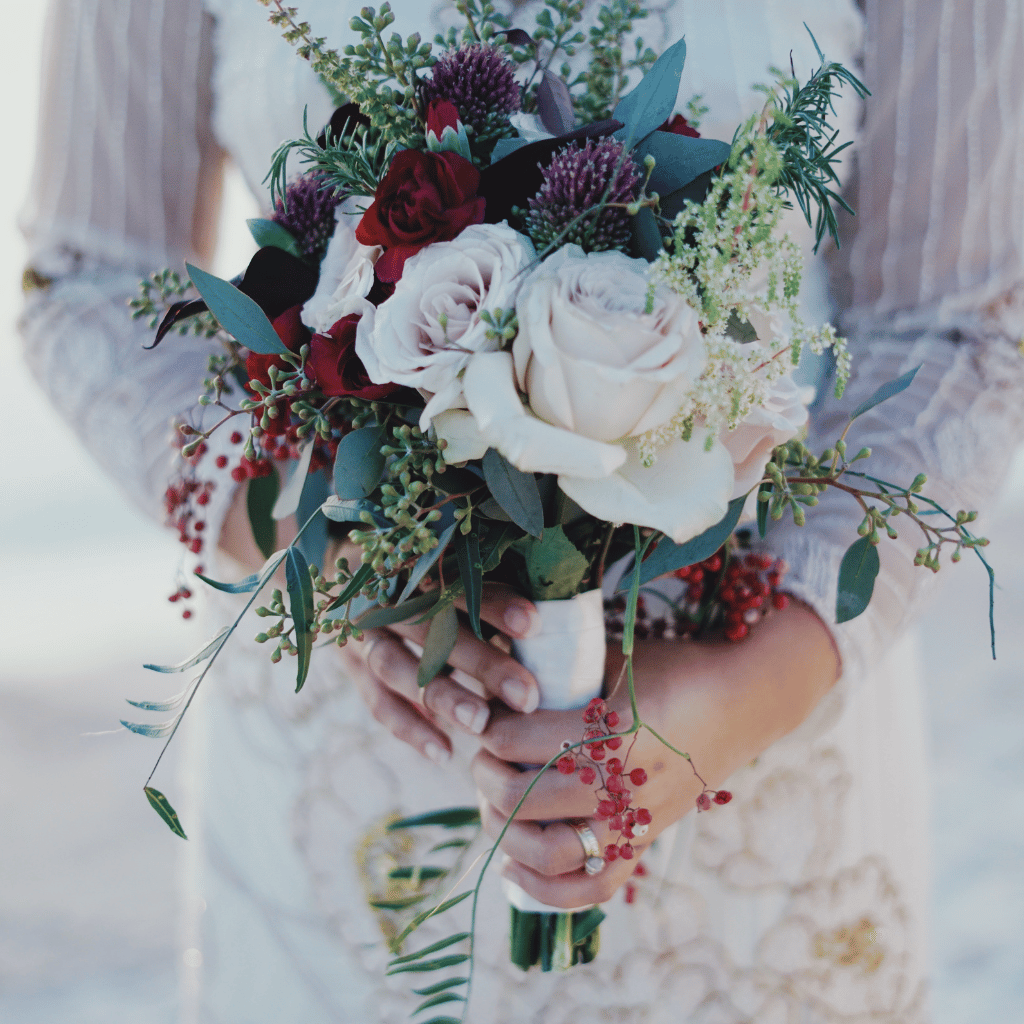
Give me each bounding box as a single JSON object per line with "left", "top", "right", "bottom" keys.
{"left": 1, "top": 8, "right": 1021, "bottom": 1024}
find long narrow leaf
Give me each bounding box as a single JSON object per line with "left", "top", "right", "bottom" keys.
{"left": 126, "top": 689, "right": 190, "bottom": 713}
{"left": 388, "top": 866, "right": 448, "bottom": 881}
{"left": 482, "top": 449, "right": 543, "bottom": 538}
{"left": 144, "top": 786, "right": 188, "bottom": 840}
{"left": 389, "top": 932, "right": 470, "bottom": 966}
{"left": 273, "top": 441, "right": 315, "bottom": 520}
{"left": 355, "top": 590, "right": 441, "bottom": 630}
{"left": 388, "top": 807, "right": 481, "bottom": 830}
{"left": 247, "top": 468, "right": 280, "bottom": 561}
{"left": 849, "top": 365, "right": 921, "bottom": 420}
{"left": 417, "top": 604, "right": 458, "bottom": 687}
{"left": 324, "top": 562, "right": 375, "bottom": 614}
{"left": 414, "top": 994, "right": 465, "bottom": 1014}
{"left": 386, "top": 953, "right": 470, "bottom": 976}
{"left": 394, "top": 891, "right": 473, "bottom": 948}
{"left": 455, "top": 530, "right": 483, "bottom": 639}
{"left": 412, "top": 977, "right": 469, "bottom": 997}
{"left": 399, "top": 522, "right": 457, "bottom": 603}
{"left": 121, "top": 719, "right": 178, "bottom": 738}
{"left": 143, "top": 628, "right": 229, "bottom": 674}
{"left": 246, "top": 218, "right": 302, "bottom": 258}
{"left": 285, "top": 546, "right": 315, "bottom": 691}
{"left": 196, "top": 550, "right": 286, "bottom": 595}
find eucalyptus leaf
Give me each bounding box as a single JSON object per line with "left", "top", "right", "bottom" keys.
{"left": 320, "top": 496, "right": 389, "bottom": 529}
{"left": 399, "top": 522, "right": 458, "bottom": 603}
{"left": 850, "top": 365, "right": 921, "bottom": 420}
{"left": 389, "top": 932, "right": 470, "bottom": 966}
{"left": 417, "top": 603, "right": 458, "bottom": 687}
{"left": 247, "top": 468, "right": 280, "bottom": 561}
{"left": 617, "top": 497, "right": 745, "bottom": 591}
{"left": 143, "top": 628, "right": 229, "bottom": 674}
{"left": 272, "top": 441, "right": 315, "bottom": 520}
{"left": 630, "top": 204, "right": 664, "bottom": 261}
{"left": 285, "top": 546, "right": 315, "bottom": 691}
{"left": 455, "top": 530, "right": 483, "bottom": 639}
{"left": 246, "top": 218, "right": 302, "bottom": 258}
{"left": 388, "top": 807, "right": 481, "bottom": 830}
{"left": 431, "top": 465, "right": 484, "bottom": 495}
{"left": 490, "top": 137, "right": 530, "bottom": 161}
{"left": 334, "top": 423, "right": 387, "bottom": 499}
{"left": 476, "top": 497, "right": 512, "bottom": 521}
{"left": 632, "top": 132, "right": 731, "bottom": 197}
{"left": 144, "top": 786, "right": 187, "bottom": 840}
{"left": 480, "top": 523, "right": 519, "bottom": 572}
{"left": 355, "top": 589, "right": 441, "bottom": 630}
{"left": 482, "top": 449, "right": 543, "bottom": 538}
{"left": 386, "top": 954, "right": 471, "bottom": 976}
{"left": 195, "top": 547, "right": 287, "bottom": 595}
{"left": 612, "top": 36, "right": 687, "bottom": 146}
{"left": 295, "top": 469, "right": 329, "bottom": 571}
{"left": 185, "top": 262, "right": 289, "bottom": 355}
{"left": 516, "top": 526, "right": 588, "bottom": 601}
{"left": 836, "top": 535, "right": 880, "bottom": 623}
{"left": 324, "top": 561, "right": 374, "bottom": 614}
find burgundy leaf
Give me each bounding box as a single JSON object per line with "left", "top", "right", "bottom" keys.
{"left": 498, "top": 27, "right": 534, "bottom": 48}
{"left": 537, "top": 71, "right": 576, "bottom": 136}
{"left": 316, "top": 103, "right": 371, "bottom": 148}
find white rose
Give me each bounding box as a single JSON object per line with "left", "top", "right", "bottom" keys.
{"left": 356, "top": 223, "right": 535, "bottom": 430}
{"left": 513, "top": 245, "right": 705, "bottom": 441}
{"left": 722, "top": 372, "right": 814, "bottom": 498}
{"left": 301, "top": 195, "right": 379, "bottom": 334}
{"left": 434, "top": 246, "right": 736, "bottom": 545}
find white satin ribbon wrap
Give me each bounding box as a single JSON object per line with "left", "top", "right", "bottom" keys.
{"left": 502, "top": 589, "right": 606, "bottom": 914}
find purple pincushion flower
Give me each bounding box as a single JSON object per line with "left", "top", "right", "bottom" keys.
{"left": 523, "top": 137, "right": 642, "bottom": 254}
{"left": 422, "top": 44, "right": 521, "bottom": 136}
{"left": 272, "top": 173, "right": 343, "bottom": 260}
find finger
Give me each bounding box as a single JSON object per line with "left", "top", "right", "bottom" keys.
{"left": 361, "top": 630, "right": 491, "bottom": 736}
{"left": 479, "top": 703, "right": 618, "bottom": 764}
{"left": 480, "top": 803, "right": 614, "bottom": 877}
{"left": 499, "top": 848, "right": 646, "bottom": 910}
{"left": 456, "top": 582, "right": 541, "bottom": 640}
{"left": 471, "top": 748, "right": 599, "bottom": 820}
{"left": 350, "top": 647, "right": 451, "bottom": 765}
{"left": 390, "top": 619, "right": 540, "bottom": 713}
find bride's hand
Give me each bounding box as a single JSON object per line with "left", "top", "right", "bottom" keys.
{"left": 471, "top": 601, "right": 840, "bottom": 908}
{"left": 337, "top": 579, "right": 543, "bottom": 764}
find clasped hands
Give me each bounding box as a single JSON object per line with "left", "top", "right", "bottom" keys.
{"left": 340, "top": 581, "right": 840, "bottom": 908}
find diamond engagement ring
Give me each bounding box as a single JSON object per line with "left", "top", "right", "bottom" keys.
{"left": 568, "top": 819, "right": 605, "bottom": 876}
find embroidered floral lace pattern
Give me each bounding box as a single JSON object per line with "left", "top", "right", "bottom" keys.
{"left": 18, "top": 1, "right": 1024, "bottom": 1021}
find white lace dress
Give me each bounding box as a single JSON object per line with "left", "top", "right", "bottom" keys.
{"left": 19, "top": 2, "right": 1024, "bottom": 1022}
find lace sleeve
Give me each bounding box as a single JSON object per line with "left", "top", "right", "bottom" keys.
{"left": 772, "top": 0, "right": 1024, "bottom": 687}
{"left": 18, "top": 0, "right": 235, "bottom": 536}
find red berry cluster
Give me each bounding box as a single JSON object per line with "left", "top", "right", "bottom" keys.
{"left": 164, "top": 476, "right": 215, "bottom": 559}
{"left": 555, "top": 698, "right": 652, "bottom": 865}
{"left": 674, "top": 549, "right": 789, "bottom": 641}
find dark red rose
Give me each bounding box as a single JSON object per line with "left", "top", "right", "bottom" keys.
{"left": 356, "top": 149, "right": 485, "bottom": 283}
{"left": 245, "top": 305, "right": 309, "bottom": 435}
{"left": 661, "top": 113, "right": 701, "bottom": 138}
{"left": 308, "top": 314, "right": 400, "bottom": 400}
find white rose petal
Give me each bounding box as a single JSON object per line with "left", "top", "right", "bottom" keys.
{"left": 722, "top": 374, "right": 814, "bottom": 498}
{"left": 558, "top": 431, "right": 735, "bottom": 545}
{"left": 460, "top": 352, "right": 626, "bottom": 478}
{"left": 356, "top": 223, "right": 535, "bottom": 431}
{"left": 513, "top": 245, "right": 705, "bottom": 442}
{"left": 300, "top": 195, "right": 379, "bottom": 334}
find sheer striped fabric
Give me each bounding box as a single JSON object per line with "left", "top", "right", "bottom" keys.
{"left": 17, "top": 0, "right": 1024, "bottom": 734}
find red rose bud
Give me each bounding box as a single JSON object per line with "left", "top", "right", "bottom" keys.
{"left": 426, "top": 99, "right": 472, "bottom": 161}
{"left": 661, "top": 113, "right": 701, "bottom": 138}
{"left": 427, "top": 98, "right": 460, "bottom": 135}
{"left": 714, "top": 790, "right": 733, "bottom": 805}
{"left": 355, "top": 150, "right": 485, "bottom": 282}
{"left": 309, "top": 315, "right": 400, "bottom": 400}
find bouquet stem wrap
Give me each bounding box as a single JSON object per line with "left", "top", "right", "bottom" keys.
{"left": 504, "top": 588, "right": 607, "bottom": 971}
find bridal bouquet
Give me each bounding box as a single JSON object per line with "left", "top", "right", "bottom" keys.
{"left": 130, "top": 0, "right": 993, "bottom": 1004}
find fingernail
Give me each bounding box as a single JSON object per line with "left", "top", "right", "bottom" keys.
{"left": 424, "top": 741, "right": 450, "bottom": 765}
{"left": 454, "top": 701, "right": 489, "bottom": 735}
{"left": 504, "top": 604, "right": 540, "bottom": 638}
{"left": 502, "top": 678, "right": 539, "bottom": 714}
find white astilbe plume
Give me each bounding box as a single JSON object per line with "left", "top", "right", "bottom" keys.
{"left": 641, "top": 122, "right": 849, "bottom": 466}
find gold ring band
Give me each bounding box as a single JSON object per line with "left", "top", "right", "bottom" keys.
{"left": 568, "top": 819, "right": 605, "bottom": 876}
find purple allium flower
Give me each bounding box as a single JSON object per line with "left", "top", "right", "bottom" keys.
{"left": 422, "top": 44, "right": 520, "bottom": 135}
{"left": 524, "top": 137, "right": 642, "bottom": 254}
{"left": 272, "top": 173, "right": 343, "bottom": 260}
